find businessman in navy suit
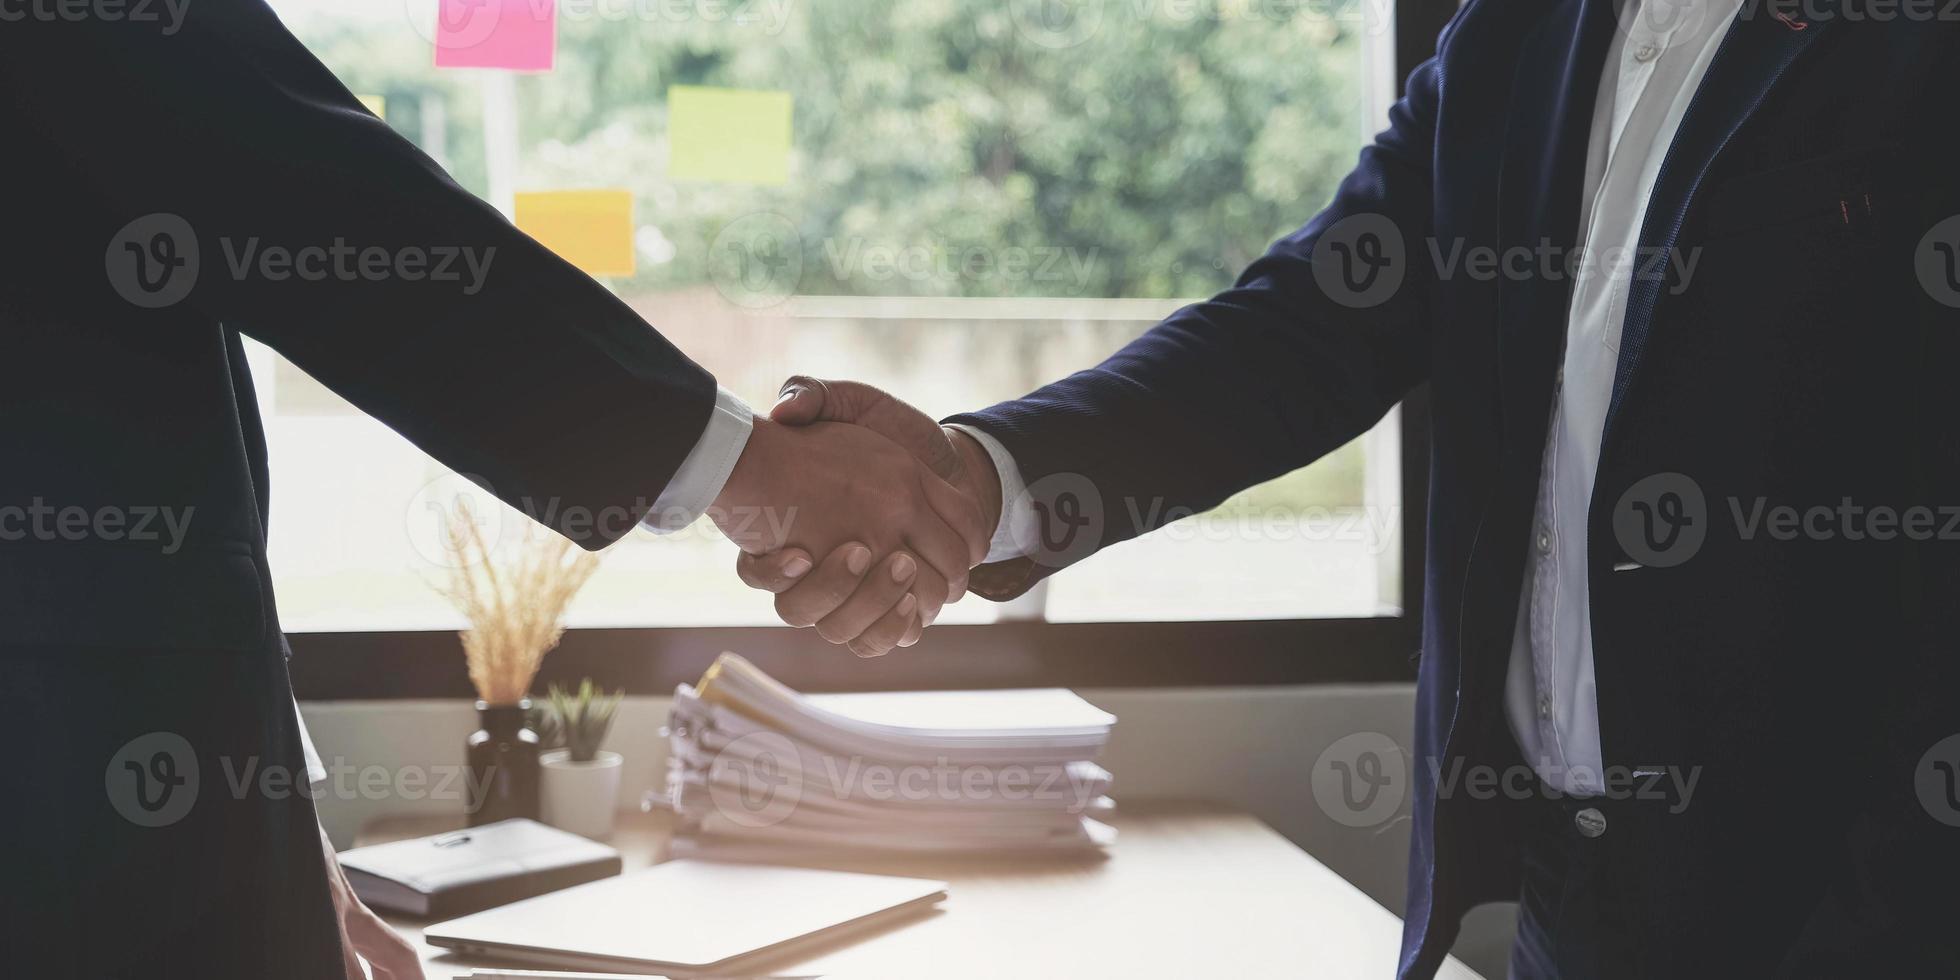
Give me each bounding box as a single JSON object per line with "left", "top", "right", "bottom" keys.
{"left": 1, "top": 7, "right": 988, "bottom": 979}
{"left": 742, "top": 3, "right": 1960, "bottom": 976}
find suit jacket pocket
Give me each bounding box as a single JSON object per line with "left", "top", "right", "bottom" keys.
{"left": 1695, "top": 143, "right": 1901, "bottom": 244}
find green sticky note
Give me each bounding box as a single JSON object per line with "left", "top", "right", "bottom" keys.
{"left": 667, "top": 86, "right": 793, "bottom": 185}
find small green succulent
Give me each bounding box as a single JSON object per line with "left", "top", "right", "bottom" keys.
{"left": 538, "top": 679, "right": 623, "bottom": 763}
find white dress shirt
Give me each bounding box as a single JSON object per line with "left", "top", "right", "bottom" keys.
{"left": 1502, "top": 0, "right": 1743, "bottom": 796}
{"left": 968, "top": 0, "right": 1747, "bottom": 797}
{"left": 639, "top": 385, "right": 755, "bottom": 532}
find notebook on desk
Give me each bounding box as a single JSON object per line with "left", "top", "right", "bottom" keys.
{"left": 337, "top": 818, "right": 622, "bottom": 918}
{"left": 424, "top": 859, "right": 947, "bottom": 974}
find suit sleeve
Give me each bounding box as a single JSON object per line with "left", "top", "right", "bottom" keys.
{"left": 0, "top": 4, "right": 715, "bottom": 549}
{"left": 946, "top": 50, "right": 1448, "bottom": 600}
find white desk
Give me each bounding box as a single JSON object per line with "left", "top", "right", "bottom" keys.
{"left": 363, "top": 801, "right": 1484, "bottom": 979}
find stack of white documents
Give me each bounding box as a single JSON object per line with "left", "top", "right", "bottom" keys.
{"left": 663, "top": 653, "right": 1117, "bottom": 857}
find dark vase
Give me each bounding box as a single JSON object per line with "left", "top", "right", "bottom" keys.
{"left": 465, "top": 699, "right": 541, "bottom": 826}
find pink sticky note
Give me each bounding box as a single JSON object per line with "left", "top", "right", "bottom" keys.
{"left": 434, "top": 0, "right": 556, "bottom": 72}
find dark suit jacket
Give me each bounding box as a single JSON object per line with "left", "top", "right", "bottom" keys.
{"left": 0, "top": 6, "right": 715, "bottom": 656}
{"left": 951, "top": 3, "right": 1960, "bottom": 976}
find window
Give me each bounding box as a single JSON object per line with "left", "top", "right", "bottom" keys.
{"left": 263, "top": 0, "right": 1416, "bottom": 675}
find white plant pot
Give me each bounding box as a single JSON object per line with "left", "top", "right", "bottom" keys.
{"left": 539, "top": 749, "right": 623, "bottom": 840}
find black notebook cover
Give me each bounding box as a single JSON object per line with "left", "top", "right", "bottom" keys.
{"left": 337, "top": 818, "right": 623, "bottom": 918}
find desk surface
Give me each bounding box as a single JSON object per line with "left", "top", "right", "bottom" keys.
{"left": 362, "top": 802, "right": 1483, "bottom": 980}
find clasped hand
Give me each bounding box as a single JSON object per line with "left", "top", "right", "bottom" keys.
{"left": 709, "top": 380, "right": 1001, "bottom": 657}
{"left": 709, "top": 378, "right": 1011, "bottom": 654}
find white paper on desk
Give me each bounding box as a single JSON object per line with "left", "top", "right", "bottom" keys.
{"left": 670, "top": 682, "right": 1112, "bottom": 768}
{"left": 697, "top": 653, "right": 1115, "bottom": 752}
{"left": 668, "top": 698, "right": 1114, "bottom": 809}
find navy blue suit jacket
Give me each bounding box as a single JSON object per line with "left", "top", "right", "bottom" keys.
{"left": 951, "top": 3, "right": 1960, "bottom": 976}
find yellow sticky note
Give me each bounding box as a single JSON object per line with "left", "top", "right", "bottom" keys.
{"left": 667, "top": 86, "right": 793, "bottom": 185}
{"left": 514, "top": 190, "right": 635, "bottom": 277}
{"left": 357, "top": 94, "right": 386, "bottom": 118}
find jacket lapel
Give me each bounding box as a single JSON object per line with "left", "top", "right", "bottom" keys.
{"left": 1603, "top": 1, "right": 1838, "bottom": 444}
{"left": 1492, "top": 0, "right": 1620, "bottom": 460}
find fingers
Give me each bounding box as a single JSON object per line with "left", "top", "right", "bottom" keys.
{"left": 341, "top": 933, "right": 363, "bottom": 980}
{"left": 908, "top": 562, "right": 950, "bottom": 626}
{"left": 771, "top": 376, "right": 965, "bottom": 481}
{"left": 769, "top": 375, "right": 832, "bottom": 426}
{"left": 817, "top": 551, "right": 921, "bottom": 645}
{"left": 735, "top": 547, "right": 815, "bottom": 594}
{"left": 921, "top": 466, "right": 992, "bottom": 566}
{"left": 848, "top": 593, "right": 920, "bottom": 658}
{"left": 904, "top": 509, "right": 973, "bottom": 603}
{"left": 349, "top": 908, "right": 425, "bottom": 980}
{"left": 772, "top": 543, "right": 874, "bottom": 628}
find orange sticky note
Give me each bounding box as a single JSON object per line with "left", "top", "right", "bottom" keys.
{"left": 515, "top": 190, "right": 635, "bottom": 277}
{"left": 435, "top": 0, "right": 556, "bottom": 72}
{"left": 667, "top": 86, "right": 793, "bottom": 185}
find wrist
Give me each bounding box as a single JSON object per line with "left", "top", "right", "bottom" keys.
{"left": 945, "top": 425, "right": 1003, "bottom": 543}
{"left": 712, "top": 416, "right": 775, "bottom": 529}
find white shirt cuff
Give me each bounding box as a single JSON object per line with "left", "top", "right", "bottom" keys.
{"left": 945, "top": 423, "right": 1036, "bottom": 564}
{"left": 295, "top": 698, "right": 327, "bottom": 789}
{"left": 642, "top": 386, "right": 754, "bottom": 533}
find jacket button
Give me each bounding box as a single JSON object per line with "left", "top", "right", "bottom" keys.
{"left": 1574, "top": 807, "right": 1607, "bottom": 838}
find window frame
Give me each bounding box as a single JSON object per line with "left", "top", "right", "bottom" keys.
{"left": 288, "top": 0, "right": 1457, "bottom": 700}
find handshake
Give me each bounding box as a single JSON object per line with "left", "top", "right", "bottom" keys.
{"left": 705, "top": 377, "right": 1007, "bottom": 658}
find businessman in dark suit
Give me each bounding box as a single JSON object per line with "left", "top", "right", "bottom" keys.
{"left": 741, "top": 3, "right": 1960, "bottom": 976}
{"left": 0, "top": 7, "right": 987, "bottom": 979}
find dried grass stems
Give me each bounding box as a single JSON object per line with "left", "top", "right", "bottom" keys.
{"left": 434, "top": 500, "right": 601, "bottom": 705}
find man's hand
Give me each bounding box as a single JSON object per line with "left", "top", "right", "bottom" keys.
{"left": 711, "top": 412, "right": 990, "bottom": 654}
{"left": 322, "top": 824, "right": 424, "bottom": 980}
{"left": 736, "top": 378, "right": 1002, "bottom": 656}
